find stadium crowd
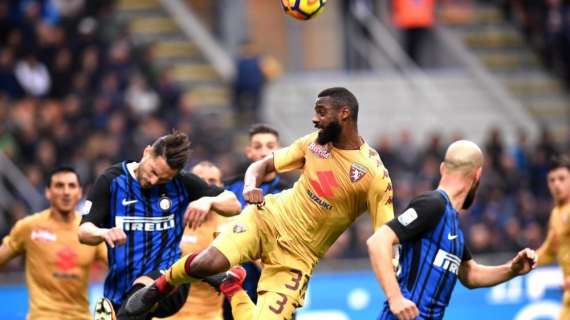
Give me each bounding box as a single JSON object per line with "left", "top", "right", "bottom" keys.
{"left": 501, "top": 0, "right": 570, "bottom": 87}
{"left": 0, "top": 0, "right": 569, "bottom": 272}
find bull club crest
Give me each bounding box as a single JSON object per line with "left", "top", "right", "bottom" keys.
{"left": 350, "top": 163, "right": 368, "bottom": 182}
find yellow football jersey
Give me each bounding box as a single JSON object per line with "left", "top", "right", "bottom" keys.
{"left": 269, "top": 131, "right": 394, "bottom": 262}
{"left": 164, "top": 213, "right": 231, "bottom": 320}
{"left": 537, "top": 202, "right": 570, "bottom": 310}
{"left": 2, "top": 209, "right": 106, "bottom": 320}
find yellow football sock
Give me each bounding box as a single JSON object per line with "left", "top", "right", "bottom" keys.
{"left": 165, "top": 253, "right": 200, "bottom": 286}
{"left": 230, "top": 290, "right": 254, "bottom": 320}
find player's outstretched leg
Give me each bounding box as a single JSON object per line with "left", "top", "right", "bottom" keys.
{"left": 124, "top": 248, "right": 230, "bottom": 317}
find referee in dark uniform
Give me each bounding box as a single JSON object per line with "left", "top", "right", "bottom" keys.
{"left": 78, "top": 130, "right": 241, "bottom": 320}
{"left": 368, "top": 140, "right": 537, "bottom": 320}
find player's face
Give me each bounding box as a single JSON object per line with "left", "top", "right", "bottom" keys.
{"left": 137, "top": 148, "right": 178, "bottom": 188}
{"left": 46, "top": 172, "right": 82, "bottom": 214}
{"left": 547, "top": 167, "right": 570, "bottom": 204}
{"left": 313, "top": 97, "right": 342, "bottom": 145}
{"left": 246, "top": 133, "right": 279, "bottom": 161}
{"left": 191, "top": 166, "right": 223, "bottom": 187}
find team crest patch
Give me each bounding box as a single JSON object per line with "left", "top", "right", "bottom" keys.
{"left": 308, "top": 142, "right": 331, "bottom": 159}
{"left": 159, "top": 196, "right": 172, "bottom": 212}
{"left": 350, "top": 163, "right": 368, "bottom": 182}
{"left": 233, "top": 224, "right": 248, "bottom": 234}
{"left": 398, "top": 208, "right": 418, "bottom": 227}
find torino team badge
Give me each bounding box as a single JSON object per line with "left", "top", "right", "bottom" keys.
{"left": 350, "top": 163, "right": 368, "bottom": 182}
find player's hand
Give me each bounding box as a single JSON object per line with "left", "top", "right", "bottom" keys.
{"left": 185, "top": 198, "right": 212, "bottom": 230}
{"left": 243, "top": 185, "right": 264, "bottom": 205}
{"left": 510, "top": 248, "right": 537, "bottom": 276}
{"left": 388, "top": 295, "right": 419, "bottom": 320}
{"left": 101, "top": 227, "right": 127, "bottom": 248}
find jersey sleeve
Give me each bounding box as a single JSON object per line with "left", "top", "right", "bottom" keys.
{"left": 81, "top": 173, "right": 112, "bottom": 228}
{"left": 463, "top": 245, "right": 472, "bottom": 261}
{"left": 537, "top": 215, "right": 558, "bottom": 265}
{"left": 367, "top": 170, "right": 395, "bottom": 230}
{"left": 179, "top": 172, "right": 225, "bottom": 202}
{"left": 2, "top": 218, "right": 28, "bottom": 255}
{"left": 386, "top": 191, "right": 446, "bottom": 243}
{"left": 273, "top": 134, "right": 311, "bottom": 173}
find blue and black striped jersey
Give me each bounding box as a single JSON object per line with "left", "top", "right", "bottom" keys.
{"left": 81, "top": 161, "right": 223, "bottom": 306}
{"left": 379, "top": 189, "right": 472, "bottom": 320}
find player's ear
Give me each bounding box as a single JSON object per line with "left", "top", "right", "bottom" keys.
{"left": 44, "top": 186, "right": 51, "bottom": 202}
{"left": 245, "top": 146, "right": 253, "bottom": 159}
{"left": 142, "top": 146, "right": 153, "bottom": 158}
{"left": 340, "top": 106, "right": 350, "bottom": 121}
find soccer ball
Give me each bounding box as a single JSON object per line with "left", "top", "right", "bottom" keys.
{"left": 281, "top": 0, "right": 327, "bottom": 21}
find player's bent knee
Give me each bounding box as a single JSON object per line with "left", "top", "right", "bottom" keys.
{"left": 189, "top": 246, "right": 231, "bottom": 277}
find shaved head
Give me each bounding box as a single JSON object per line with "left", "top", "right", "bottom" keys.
{"left": 440, "top": 140, "right": 484, "bottom": 210}
{"left": 443, "top": 140, "right": 483, "bottom": 173}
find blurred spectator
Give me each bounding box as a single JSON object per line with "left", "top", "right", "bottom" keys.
{"left": 125, "top": 73, "right": 160, "bottom": 118}
{"left": 233, "top": 40, "right": 281, "bottom": 126}
{"left": 0, "top": 49, "right": 23, "bottom": 98}
{"left": 14, "top": 52, "right": 51, "bottom": 97}
{"left": 391, "top": 0, "right": 436, "bottom": 66}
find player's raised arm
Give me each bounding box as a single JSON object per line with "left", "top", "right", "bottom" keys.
{"left": 185, "top": 190, "right": 241, "bottom": 230}
{"left": 368, "top": 191, "right": 446, "bottom": 320}
{"left": 368, "top": 225, "right": 419, "bottom": 320}
{"left": 78, "top": 171, "right": 127, "bottom": 248}
{"left": 243, "top": 154, "right": 276, "bottom": 204}
{"left": 458, "top": 248, "right": 537, "bottom": 289}
{"left": 536, "top": 217, "right": 558, "bottom": 266}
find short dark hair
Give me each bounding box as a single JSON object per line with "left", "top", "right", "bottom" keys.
{"left": 151, "top": 130, "right": 191, "bottom": 171}
{"left": 47, "top": 166, "right": 80, "bottom": 187}
{"left": 548, "top": 155, "right": 570, "bottom": 173}
{"left": 192, "top": 160, "right": 218, "bottom": 170}
{"left": 249, "top": 123, "right": 279, "bottom": 140}
{"left": 317, "top": 87, "right": 359, "bottom": 122}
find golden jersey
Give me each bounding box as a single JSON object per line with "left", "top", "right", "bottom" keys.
{"left": 537, "top": 202, "right": 570, "bottom": 309}
{"left": 2, "top": 209, "right": 106, "bottom": 320}
{"left": 165, "top": 213, "right": 230, "bottom": 320}
{"left": 269, "top": 131, "right": 394, "bottom": 263}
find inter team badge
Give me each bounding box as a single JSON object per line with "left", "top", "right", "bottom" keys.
{"left": 350, "top": 163, "right": 368, "bottom": 182}
{"left": 159, "top": 196, "right": 172, "bottom": 212}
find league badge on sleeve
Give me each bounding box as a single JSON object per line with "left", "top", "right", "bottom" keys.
{"left": 350, "top": 163, "right": 368, "bottom": 182}
{"left": 398, "top": 208, "right": 418, "bottom": 227}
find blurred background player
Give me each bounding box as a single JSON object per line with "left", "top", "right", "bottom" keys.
{"left": 78, "top": 131, "right": 241, "bottom": 319}
{"left": 0, "top": 167, "right": 106, "bottom": 320}
{"left": 224, "top": 123, "right": 289, "bottom": 319}
{"left": 536, "top": 155, "right": 570, "bottom": 319}
{"left": 124, "top": 87, "right": 395, "bottom": 320}
{"left": 165, "top": 160, "right": 232, "bottom": 320}
{"left": 369, "top": 140, "right": 537, "bottom": 320}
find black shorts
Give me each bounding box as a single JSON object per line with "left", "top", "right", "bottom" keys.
{"left": 115, "top": 270, "right": 190, "bottom": 320}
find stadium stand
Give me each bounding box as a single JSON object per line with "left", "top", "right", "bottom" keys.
{"left": 0, "top": 0, "right": 569, "bottom": 268}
